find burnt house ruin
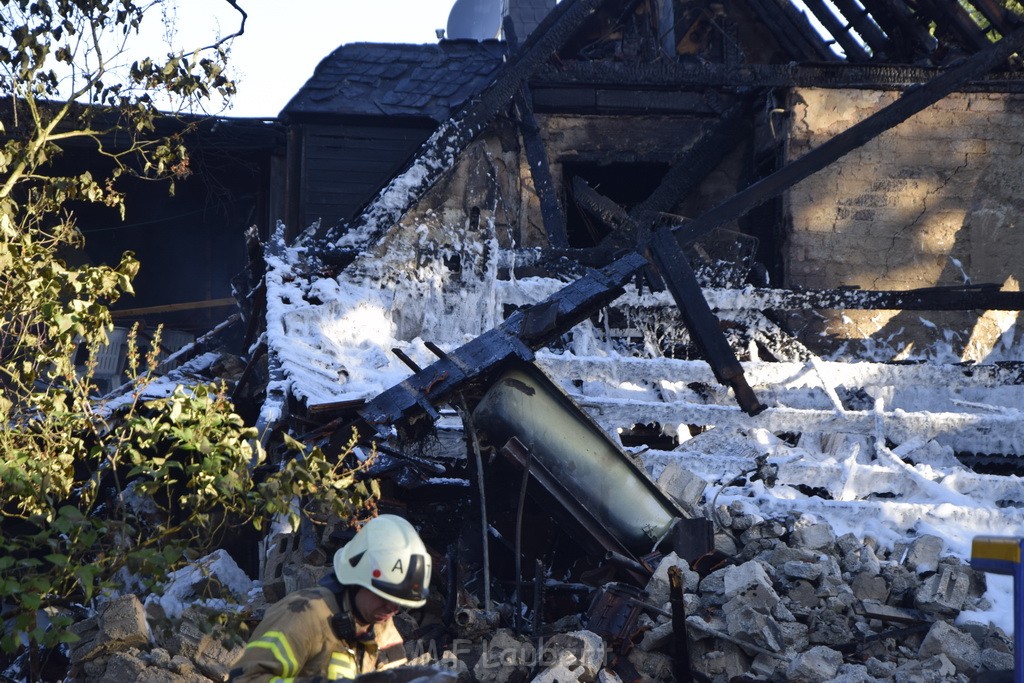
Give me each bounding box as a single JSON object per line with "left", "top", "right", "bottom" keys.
{"left": 120, "top": 0, "right": 1024, "bottom": 677}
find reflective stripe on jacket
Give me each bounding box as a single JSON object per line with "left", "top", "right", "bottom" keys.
{"left": 229, "top": 586, "right": 406, "bottom": 682}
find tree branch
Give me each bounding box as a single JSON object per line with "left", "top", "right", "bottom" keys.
{"left": 200, "top": 0, "right": 247, "bottom": 51}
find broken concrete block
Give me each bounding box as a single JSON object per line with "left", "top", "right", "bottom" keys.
{"left": 727, "top": 501, "right": 752, "bottom": 529}
{"left": 530, "top": 660, "right": 582, "bottom": 683}
{"left": 938, "top": 557, "right": 988, "bottom": 598}
{"left": 625, "top": 649, "right": 673, "bottom": 680}
{"left": 714, "top": 532, "right": 739, "bottom": 556}
{"left": 637, "top": 621, "right": 673, "bottom": 653}
{"left": 921, "top": 653, "right": 958, "bottom": 678}
{"left": 474, "top": 629, "right": 536, "bottom": 683}
{"left": 725, "top": 605, "right": 785, "bottom": 653}
{"left": 919, "top": 620, "right": 981, "bottom": 674}
{"left": 836, "top": 533, "right": 862, "bottom": 557}
{"left": 865, "top": 657, "right": 897, "bottom": 679}
{"left": 761, "top": 545, "right": 821, "bottom": 569}
{"left": 655, "top": 461, "right": 707, "bottom": 510}
{"left": 807, "top": 608, "right": 851, "bottom": 646}
{"left": 778, "top": 621, "right": 810, "bottom": 652}
{"left": 596, "top": 670, "right": 622, "bottom": 683}
{"left": 851, "top": 571, "right": 889, "bottom": 603}
{"left": 831, "top": 663, "right": 874, "bottom": 683}
{"left": 791, "top": 518, "right": 836, "bottom": 550}
{"left": 645, "top": 553, "right": 699, "bottom": 606}
{"left": 858, "top": 545, "right": 882, "bottom": 576}
{"left": 785, "top": 580, "right": 820, "bottom": 612}
{"left": 914, "top": 565, "right": 971, "bottom": 615}
{"left": 749, "top": 652, "right": 782, "bottom": 679}
{"left": 688, "top": 641, "right": 749, "bottom": 682}
{"left": 698, "top": 567, "right": 727, "bottom": 607}
{"left": 880, "top": 562, "right": 918, "bottom": 601}
{"left": 146, "top": 549, "right": 254, "bottom": 621}
{"left": 785, "top": 645, "right": 843, "bottom": 682}
{"left": 97, "top": 650, "right": 148, "bottom": 681}
{"left": 70, "top": 594, "right": 152, "bottom": 665}
{"left": 163, "top": 606, "right": 245, "bottom": 681}
{"left": 537, "top": 631, "right": 604, "bottom": 682}
{"left": 739, "top": 520, "right": 786, "bottom": 544}
{"left": 905, "top": 534, "right": 944, "bottom": 574}
{"left": 723, "top": 581, "right": 780, "bottom": 618}
{"left": 722, "top": 561, "right": 778, "bottom": 605}
{"left": 981, "top": 647, "right": 1014, "bottom": 672}
{"left": 782, "top": 560, "right": 823, "bottom": 582}
{"left": 715, "top": 504, "right": 733, "bottom": 528}
{"left": 771, "top": 600, "right": 796, "bottom": 623}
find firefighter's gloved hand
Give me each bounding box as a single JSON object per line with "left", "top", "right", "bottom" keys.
{"left": 354, "top": 665, "right": 459, "bottom": 683}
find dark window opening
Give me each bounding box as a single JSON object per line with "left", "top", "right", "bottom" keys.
{"left": 563, "top": 161, "right": 670, "bottom": 248}
{"left": 618, "top": 422, "right": 679, "bottom": 451}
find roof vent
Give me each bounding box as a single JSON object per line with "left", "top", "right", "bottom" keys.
{"left": 446, "top": 0, "right": 503, "bottom": 41}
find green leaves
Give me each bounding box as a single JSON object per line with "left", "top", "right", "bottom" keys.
{"left": 0, "top": 0, "right": 375, "bottom": 666}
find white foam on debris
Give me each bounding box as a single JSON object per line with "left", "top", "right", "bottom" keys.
{"left": 261, "top": 230, "right": 1024, "bottom": 635}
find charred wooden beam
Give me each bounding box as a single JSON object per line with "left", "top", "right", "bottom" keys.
{"left": 529, "top": 87, "right": 727, "bottom": 116}
{"left": 571, "top": 176, "right": 635, "bottom": 237}
{"left": 826, "top": 0, "right": 894, "bottom": 56}
{"left": 504, "top": 14, "right": 568, "bottom": 249}
{"left": 516, "top": 85, "right": 568, "bottom": 248}
{"left": 968, "top": 0, "right": 1024, "bottom": 36}
{"left": 352, "top": 251, "right": 649, "bottom": 435}
{"left": 857, "top": 0, "right": 938, "bottom": 59}
{"left": 799, "top": 0, "right": 873, "bottom": 61}
{"left": 572, "top": 395, "right": 1024, "bottom": 456}
{"left": 629, "top": 100, "right": 749, "bottom": 221}
{"left": 744, "top": 0, "right": 841, "bottom": 62}
{"left": 918, "top": 0, "right": 991, "bottom": 52}
{"left": 648, "top": 228, "right": 764, "bottom": 416}
{"left": 313, "top": 0, "right": 615, "bottom": 252}
{"left": 668, "top": 566, "right": 694, "bottom": 683}
{"left": 673, "top": 23, "right": 1024, "bottom": 246}
{"left": 717, "top": 284, "right": 1024, "bottom": 312}
{"left": 556, "top": 161, "right": 770, "bottom": 416}
{"left": 569, "top": 178, "right": 763, "bottom": 415}
{"left": 619, "top": 283, "right": 1024, "bottom": 312}
{"left": 532, "top": 60, "right": 1024, "bottom": 91}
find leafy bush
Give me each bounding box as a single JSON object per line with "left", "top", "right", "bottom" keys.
{"left": 0, "top": 0, "right": 375, "bottom": 675}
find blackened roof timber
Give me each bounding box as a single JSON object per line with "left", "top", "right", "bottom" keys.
{"left": 530, "top": 60, "right": 1024, "bottom": 93}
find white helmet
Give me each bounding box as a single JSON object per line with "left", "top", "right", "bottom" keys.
{"left": 333, "top": 515, "right": 431, "bottom": 609}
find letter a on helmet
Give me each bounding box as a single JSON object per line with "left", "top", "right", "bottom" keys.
{"left": 333, "top": 515, "right": 431, "bottom": 608}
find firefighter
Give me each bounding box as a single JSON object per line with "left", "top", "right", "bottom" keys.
{"left": 229, "top": 514, "right": 431, "bottom": 682}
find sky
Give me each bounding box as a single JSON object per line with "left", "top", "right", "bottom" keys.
{"left": 163, "top": 0, "right": 462, "bottom": 118}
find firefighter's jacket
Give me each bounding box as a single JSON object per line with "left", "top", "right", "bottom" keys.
{"left": 229, "top": 585, "right": 407, "bottom": 682}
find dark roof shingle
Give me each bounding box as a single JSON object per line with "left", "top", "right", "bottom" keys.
{"left": 281, "top": 41, "right": 506, "bottom": 122}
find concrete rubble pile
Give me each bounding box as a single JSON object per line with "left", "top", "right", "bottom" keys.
{"left": 65, "top": 503, "right": 1015, "bottom": 683}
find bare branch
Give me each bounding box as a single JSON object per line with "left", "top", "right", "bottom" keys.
{"left": 200, "top": 0, "right": 247, "bottom": 51}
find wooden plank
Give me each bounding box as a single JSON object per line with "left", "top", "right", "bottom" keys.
{"left": 800, "top": 0, "right": 872, "bottom": 61}
{"left": 111, "top": 297, "right": 237, "bottom": 317}
{"left": 571, "top": 394, "right": 1024, "bottom": 456}
{"left": 534, "top": 353, "right": 1024, "bottom": 392}
{"left": 515, "top": 83, "right": 568, "bottom": 247}
{"left": 648, "top": 228, "right": 764, "bottom": 415}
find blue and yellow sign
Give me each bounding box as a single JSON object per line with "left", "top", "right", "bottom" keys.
{"left": 970, "top": 535, "right": 1022, "bottom": 683}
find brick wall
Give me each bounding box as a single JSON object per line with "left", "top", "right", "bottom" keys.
{"left": 783, "top": 88, "right": 1024, "bottom": 360}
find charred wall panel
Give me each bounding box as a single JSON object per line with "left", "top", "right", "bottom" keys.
{"left": 299, "top": 121, "right": 436, "bottom": 231}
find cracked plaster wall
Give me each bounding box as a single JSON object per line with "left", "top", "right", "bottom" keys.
{"left": 782, "top": 88, "right": 1024, "bottom": 360}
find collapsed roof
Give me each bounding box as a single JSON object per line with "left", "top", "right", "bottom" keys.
{"left": 219, "top": 0, "right": 1024, "bottom": 633}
